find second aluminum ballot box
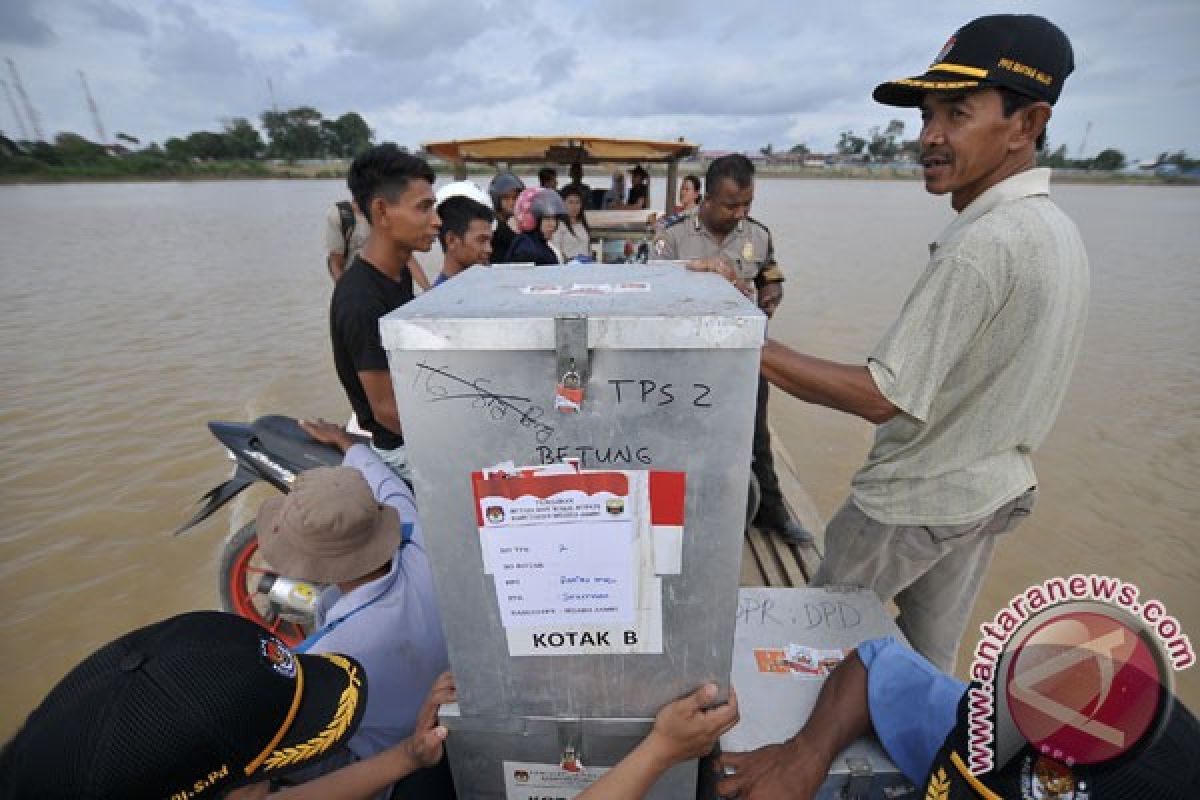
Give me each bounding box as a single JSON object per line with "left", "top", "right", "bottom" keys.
{"left": 701, "top": 587, "right": 917, "bottom": 799}
{"left": 380, "top": 264, "right": 765, "bottom": 719}
{"left": 436, "top": 705, "right": 695, "bottom": 799}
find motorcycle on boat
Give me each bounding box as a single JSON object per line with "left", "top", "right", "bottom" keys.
{"left": 176, "top": 415, "right": 348, "bottom": 645}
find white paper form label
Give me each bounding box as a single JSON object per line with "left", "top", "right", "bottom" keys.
{"left": 489, "top": 519, "right": 636, "bottom": 627}
{"left": 472, "top": 467, "right": 685, "bottom": 656}
{"left": 503, "top": 760, "right": 609, "bottom": 800}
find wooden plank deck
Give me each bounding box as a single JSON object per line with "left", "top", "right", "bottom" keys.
{"left": 740, "top": 428, "right": 824, "bottom": 588}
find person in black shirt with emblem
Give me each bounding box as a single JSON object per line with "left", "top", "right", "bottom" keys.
{"left": 331, "top": 145, "right": 439, "bottom": 479}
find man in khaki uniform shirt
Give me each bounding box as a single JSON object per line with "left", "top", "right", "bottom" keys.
{"left": 655, "top": 154, "right": 809, "bottom": 544}
{"left": 325, "top": 199, "right": 371, "bottom": 281}
{"left": 691, "top": 16, "right": 1088, "bottom": 677}
{"left": 326, "top": 197, "right": 432, "bottom": 289}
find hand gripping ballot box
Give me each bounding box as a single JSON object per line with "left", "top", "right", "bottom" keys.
{"left": 433, "top": 706, "right": 696, "bottom": 798}
{"left": 380, "top": 264, "right": 764, "bottom": 795}
{"left": 700, "top": 588, "right": 917, "bottom": 800}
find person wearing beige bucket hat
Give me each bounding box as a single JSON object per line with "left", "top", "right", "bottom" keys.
{"left": 256, "top": 419, "right": 451, "bottom": 798}
{"left": 257, "top": 464, "right": 402, "bottom": 585}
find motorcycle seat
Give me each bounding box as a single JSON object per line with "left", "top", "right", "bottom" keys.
{"left": 252, "top": 415, "right": 343, "bottom": 470}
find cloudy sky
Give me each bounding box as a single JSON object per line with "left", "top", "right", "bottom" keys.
{"left": 2, "top": 0, "right": 1197, "bottom": 161}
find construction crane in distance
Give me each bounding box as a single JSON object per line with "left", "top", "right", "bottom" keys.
{"left": 5, "top": 58, "right": 44, "bottom": 141}
{"left": 1, "top": 79, "right": 30, "bottom": 139}
{"left": 1078, "top": 121, "right": 1093, "bottom": 161}
{"left": 78, "top": 70, "right": 108, "bottom": 145}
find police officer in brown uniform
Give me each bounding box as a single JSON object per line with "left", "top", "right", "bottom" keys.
{"left": 654, "top": 154, "right": 810, "bottom": 543}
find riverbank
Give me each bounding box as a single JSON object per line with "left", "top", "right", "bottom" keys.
{"left": 0, "top": 159, "right": 274, "bottom": 183}
{"left": 2, "top": 159, "right": 1193, "bottom": 185}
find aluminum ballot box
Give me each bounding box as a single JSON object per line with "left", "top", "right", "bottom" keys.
{"left": 703, "top": 588, "right": 916, "bottom": 799}
{"left": 437, "top": 705, "right": 695, "bottom": 799}
{"left": 380, "top": 263, "right": 765, "bottom": 719}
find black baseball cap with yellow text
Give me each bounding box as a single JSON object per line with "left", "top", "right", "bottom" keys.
{"left": 874, "top": 14, "right": 1074, "bottom": 108}
{"left": 0, "top": 612, "right": 368, "bottom": 800}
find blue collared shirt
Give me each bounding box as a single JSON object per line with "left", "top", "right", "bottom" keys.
{"left": 305, "top": 444, "right": 449, "bottom": 759}
{"left": 858, "top": 636, "right": 966, "bottom": 784}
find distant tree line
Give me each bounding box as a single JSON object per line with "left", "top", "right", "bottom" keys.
{"left": 1040, "top": 147, "right": 1197, "bottom": 172}
{"left": 762, "top": 120, "right": 922, "bottom": 165}
{"left": 763, "top": 119, "right": 1176, "bottom": 173}
{"left": 4, "top": 105, "right": 1194, "bottom": 178}
{"left": 1036, "top": 143, "right": 1124, "bottom": 171}
{"left": 259, "top": 108, "right": 373, "bottom": 159}
{"left": 161, "top": 118, "right": 265, "bottom": 160}
{"left": 0, "top": 107, "right": 375, "bottom": 175}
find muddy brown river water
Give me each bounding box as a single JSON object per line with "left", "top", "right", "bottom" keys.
{"left": 1, "top": 176, "right": 1196, "bottom": 735}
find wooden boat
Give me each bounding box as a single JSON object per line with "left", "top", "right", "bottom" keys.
{"left": 423, "top": 134, "right": 698, "bottom": 214}
{"left": 424, "top": 135, "right": 699, "bottom": 262}
{"left": 742, "top": 430, "right": 824, "bottom": 587}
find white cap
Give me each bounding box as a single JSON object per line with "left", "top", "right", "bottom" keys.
{"left": 436, "top": 180, "right": 492, "bottom": 209}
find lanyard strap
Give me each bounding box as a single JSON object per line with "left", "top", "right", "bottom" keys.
{"left": 295, "top": 591, "right": 387, "bottom": 653}
{"left": 294, "top": 525, "right": 411, "bottom": 654}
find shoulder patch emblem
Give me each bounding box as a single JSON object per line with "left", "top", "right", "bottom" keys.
{"left": 1022, "top": 754, "right": 1079, "bottom": 800}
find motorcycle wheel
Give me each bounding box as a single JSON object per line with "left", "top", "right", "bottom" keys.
{"left": 218, "top": 521, "right": 310, "bottom": 647}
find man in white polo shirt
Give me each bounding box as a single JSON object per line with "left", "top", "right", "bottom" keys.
{"left": 695, "top": 14, "right": 1089, "bottom": 672}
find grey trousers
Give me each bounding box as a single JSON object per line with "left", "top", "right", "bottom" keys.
{"left": 812, "top": 488, "right": 1037, "bottom": 672}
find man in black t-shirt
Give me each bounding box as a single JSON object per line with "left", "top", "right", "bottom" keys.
{"left": 330, "top": 144, "right": 439, "bottom": 477}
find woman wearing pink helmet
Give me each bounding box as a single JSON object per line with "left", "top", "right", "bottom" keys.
{"left": 503, "top": 187, "right": 567, "bottom": 265}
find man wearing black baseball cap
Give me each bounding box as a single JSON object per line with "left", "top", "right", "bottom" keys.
{"left": 872, "top": 13, "right": 1075, "bottom": 209}
{"left": 873, "top": 14, "right": 1075, "bottom": 109}
{"left": 695, "top": 14, "right": 1091, "bottom": 676}
{"left": 0, "top": 612, "right": 453, "bottom": 800}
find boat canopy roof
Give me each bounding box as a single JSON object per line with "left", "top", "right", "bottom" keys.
{"left": 423, "top": 135, "right": 698, "bottom": 165}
